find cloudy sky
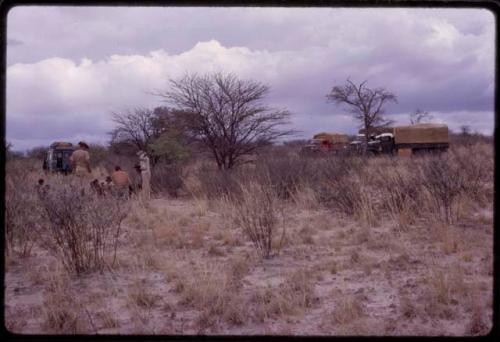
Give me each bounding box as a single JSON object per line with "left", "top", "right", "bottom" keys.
{"left": 6, "top": 6, "right": 495, "bottom": 150}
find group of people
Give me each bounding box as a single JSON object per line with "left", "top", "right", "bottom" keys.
{"left": 69, "top": 141, "right": 151, "bottom": 201}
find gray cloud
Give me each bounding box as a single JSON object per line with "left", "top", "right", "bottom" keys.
{"left": 7, "top": 38, "right": 23, "bottom": 46}
{"left": 5, "top": 6, "right": 495, "bottom": 150}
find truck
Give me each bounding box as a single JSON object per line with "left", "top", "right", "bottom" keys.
{"left": 301, "top": 132, "right": 349, "bottom": 154}
{"left": 364, "top": 123, "right": 450, "bottom": 155}
{"left": 42, "top": 142, "right": 75, "bottom": 174}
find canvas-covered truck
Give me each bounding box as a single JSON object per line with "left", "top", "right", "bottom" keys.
{"left": 43, "top": 142, "right": 75, "bottom": 173}
{"left": 366, "top": 123, "right": 449, "bottom": 155}
{"left": 301, "top": 132, "right": 349, "bottom": 154}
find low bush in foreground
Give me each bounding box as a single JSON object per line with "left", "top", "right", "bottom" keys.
{"left": 37, "top": 180, "right": 129, "bottom": 275}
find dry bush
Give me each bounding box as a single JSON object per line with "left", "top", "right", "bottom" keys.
{"left": 251, "top": 286, "right": 293, "bottom": 322}
{"left": 434, "top": 224, "right": 460, "bottom": 254}
{"left": 419, "top": 154, "right": 468, "bottom": 224}
{"left": 208, "top": 244, "right": 226, "bottom": 257}
{"left": 428, "top": 271, "right": 456, "bottom": 305}
{"left": 451, "top": 144, "right": 493, "bottom": 205}
{"left": 290, "top": 184, "right": 318, "bottom": 209}
{"left": 318, "top": 154, "right": 364, "bottom": 182}
{"left": 150, "top": 162, "right": 185, "bottom": 197}
{"left": 307, "top": 156, "right": 365, "bottom": 216}
{"left": 228, "top": 255, "right": 252, "bottom": 282}
{"left": 309, "top": 156, "right": 365, "bottom": 217}
{"left": 134, "top": 207, "right": 202, "bottom": 250}
{"left": 423, "top": 264, "right": 469, "bottom": 319}
{"left": 231, "top": 180, "right": 286, "bottom": 259}
{"left": 317, "top": 175, "right": 363, "bottom": 217}
{"left": 38, "top": 181, "right": 129, "bottom": 275}
{"left": 94, "top": 311, "right": 118, "bottom": 330}
{"left": 332, "top": 295, "right": 364, "bottom": 325}
{"left": 190, "top": 143, "right": 494, "bottom": 230}
{"left": 153, "top": 224, "right": 184, "bottom": 249}
{"left": 88, "top": 144, "right": 111, "bottom": 168}
{"left": 196, "top": 163, "right": 242, "bottom": 199}
{"left": 356, "top": 190, "right": 379, "bottom": 227}
{"left": 42, "top": 273, "right": 87, "bottom": 333}
{"left": 5, "top": 161, "right": 44, "bottom": 257}
{"left": 100, "top": 152, "right": 135, "bottom": 172}
{"left": 190, "top": 222, "right": 209, "bottom": 248}
{"left": 254, "top": 153, "right": 313, "bottom": 200}
{"left": 281, "top": 268, "right": 318, "bottom": 309}
{"left": 175, "top": 262, "right": 246, "bottom": 330}
{"left": 128, "top": 279, "right": 160, "bottom": 309}
{"left": 251, "top": 268, "right": 317, "bottom": 323}
{"left": 372, "top": 159, "right": 420, "bottom": 227}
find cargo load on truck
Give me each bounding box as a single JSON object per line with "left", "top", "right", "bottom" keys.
{"left": 312, "top": 132, "right": 349, "bottom": 144}
{"left": 393, "top": 123, "right": 449, "bottom": 146}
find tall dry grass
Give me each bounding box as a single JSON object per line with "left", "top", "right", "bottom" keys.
{"left": 5, "top": 159, "right": 47, "bottom": 257}
{"left": 5, "top": 159, "right": 130, "bottom": 275}
{"left": 231, "top": 179, "right": 286, "bottom": 259}
{"left": 186, "top": 142, "right": 493, "bottom": 259}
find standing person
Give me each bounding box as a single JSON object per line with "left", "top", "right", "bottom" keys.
{"left": 110, "top": 165, "right": 131, "bottom": 199}
{"left": 130, "top": 163, "right": 142, "bottom": 196}
{"left": 70, "top": 141, "right": 91, "bottom": 177}
{"left": 137, "top": 151, "right": 151, "bottom": 201}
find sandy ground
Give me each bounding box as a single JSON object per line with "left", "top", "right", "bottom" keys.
{"left": 4, "top": 196, "right": 493, "bottom": 336}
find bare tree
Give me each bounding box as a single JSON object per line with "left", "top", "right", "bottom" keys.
{"left": 157, "top": 72, "right": 294, "bottom": 169}
{"left": 460, "top": 124, "right": 471, "bottom": 136}
{"left": 410, "top": 109, "right": 433, "bottom": 125}
{"left": 109, "top": 106, "right": 189, "bottom": 163}
{"left": 326, "top": 79, "right": 397, "bottom": 147}
{"left": 109, "top": 107, "right": 157, "bottom": 152}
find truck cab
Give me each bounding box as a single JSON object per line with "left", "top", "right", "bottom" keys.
{"left": 369, "top": 133, "right": 395, "bottom": 154}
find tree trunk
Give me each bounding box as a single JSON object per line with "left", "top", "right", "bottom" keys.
{"left": 363, "top": 117, "right": 370, "bottom": 155}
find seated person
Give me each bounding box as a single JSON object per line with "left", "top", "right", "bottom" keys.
{"left": 110, "top": 166, "right": 131, "bottom": 198}
{"left": 90, "top": 178, "right": 105, "bottom": 196}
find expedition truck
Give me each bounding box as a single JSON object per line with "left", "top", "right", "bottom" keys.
{"left": 364, "top": 123, "right": 449, "bottom": 155}
{"left": 301, "top": 132, "right": 349, "bottom": 154}
{"left": 42, "top": 142, "right": 75, "bottom": 174}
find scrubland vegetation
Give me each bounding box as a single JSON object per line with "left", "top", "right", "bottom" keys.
{"left": 4, "top": 136, "right": 493, "bottom": 336}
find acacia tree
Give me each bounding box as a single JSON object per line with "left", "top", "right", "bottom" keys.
{"left": 158, "top": 72, "right": 294, "bottom": 169}
{"left": 109, "top": 107, "right": 157, "bottom": 152}
{"left": 326, "top": 79, "right": 397, "bottom": 147}
{"left": 109, "top": 106, "right": 189, "bottom": 164}
{"left": 410, "top": 109, "right": 433, "bottom": 125}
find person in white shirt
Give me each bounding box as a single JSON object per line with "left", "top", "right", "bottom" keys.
{"left": 137, "top": 151, "right": 151, "bottom": 201}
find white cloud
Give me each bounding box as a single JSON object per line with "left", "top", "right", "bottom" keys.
{"left": 6, "top": 7, "right": 495, "bottom": 150}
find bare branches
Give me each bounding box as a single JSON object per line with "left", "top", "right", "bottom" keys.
{"left": 410, "top": 109, "right": 433, "bottom": 125}
{"left": 326, "top": 79, "right": 397, "bottom": 145}
{"left": 109, "top": 107, "right": 157, "bottom": 152}
{"left": 158, "top": 72, "right": 295, "bottom": 169}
